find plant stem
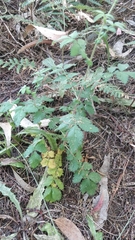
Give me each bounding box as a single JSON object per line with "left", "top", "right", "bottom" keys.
{"left": 90, "top": 0, "right": 119, "bottom": 63}
{"left": 108, "top": 0, "right": 119, "bottom": 15}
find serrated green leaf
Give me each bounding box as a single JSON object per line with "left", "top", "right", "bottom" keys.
{"left": 0, "top": 181, "right": 22, "bottom": 218}
{"left": 60, "top": 37, "right": 74, "bottom": 48}
{"left": 103, "top": 72, "right": 113, "bottom": 80}
{"left": 29, "top": 151, "right": 41, "bottom": 168}
{"left": 70, "top": 41, "right": 80, "bottom": 57}
{"left": 67, "top": 151, "right": 82, "bottom": 172}
{"left": 73, "top": 171, "right": 84, "bottom": 183}
{"left": 59, "top": 113, "right": 73, "bottom": 125}
{"left": 93, "top": 95, "right": 100, "bottom": 103}
{"left": 115, "top": 71, "right": 129, "bottom": 84}
{"left": 108, "top": 66, "right": 117, "bottom": 73}
{"left": 67, "top": 125, "right": 83, "bottom": 153}
{"left": 69, "top": 159, "right": 80, "bottom": 172}
{"left": 117, "top": 63, "right": 129, "bottom": 71}
{"left": 55, "top": 178, "right": 64, "bottom": 190}
{"left": 44, "top": 176, "right": 54, "bottom": 187}
{"left": 70, "top": 39, "right": 86, "bottom": 57}
{"left": 42, "top": 57, "right": 55, "bottom": 67}
{"left": 33, "top": 111, "right": 46, "bottom": 123}
{"left": 56, "top": 121, "right": 68, "bottom": 131}
{"left": 69, "top": 30, "right": 79, "bottom": 39}
{"left": 80, "top": 179, "right": 90, "bottom": 194}
{"left": 52, "top": 187, "right": 62, "bottom": 201}
{"left": 0, "top": 101, "right": 14, "bottom": 114}
{"left": 76, "top": 116, "right": 99, "bottom": 132}
{"left": 13, "top": 106, "right": 26, "bottom": 126}
{"left": 82, "top": 162, "right": 93, "bottom": 170}
{"left": 89, "top": 172, "right": 101, "bottom": 183}
{"left": 24, "top": 100, "right": 38, "bottom": 113}
{"left": 118, "top": 98, "right": 135, "bottom": 107}
{"left": 23, "top": 138, "right": 41, "bottom": 158}
{"left": 85, "top": 102, "right": 95, "bottom": 115}
{"left": 35, "top": 139, "right": 47, "bottom": 153}
{"left": 80, "top": 179, "right": 97, "bottom": 195}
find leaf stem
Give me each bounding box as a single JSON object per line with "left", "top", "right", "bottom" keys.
{"left": 108, "top": 0, "right": 119, "bottom": 15}
{"left": 90, "top": 0, "right": 119, "bottom": 63}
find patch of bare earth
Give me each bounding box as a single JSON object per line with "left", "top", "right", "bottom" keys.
{"left": 0, "top": 0, "right": 135, "bottom": 239}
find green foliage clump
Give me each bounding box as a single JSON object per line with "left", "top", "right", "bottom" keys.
{"left": 0, "top": 58, "right": 35, "bottom": 73}
{"left": 0, "top": 0, "right": 135, "bottom": 205}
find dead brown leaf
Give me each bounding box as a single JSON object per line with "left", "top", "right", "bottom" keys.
{"left": 12, "top": 169, "right": 35, "bottom": 193}
{"left": 24, "top": 24, "right": 35, "bottom": 37}
{"left": 32, "top": 25, "right": 68, "bottom": 41}
{"left": 77, "top": 11, "right": 94, "bottom": 23}
{"left": 0, "top": 122, "right": 12, "bottom": 147}
{"left": 55, "top": 217, "right": 85, "bottom": 240}
{"left": 17, "top": 39, "right": 52, "bottom": 54}
{"left": 92, "top": 154, "right": 110, "bottom": 230}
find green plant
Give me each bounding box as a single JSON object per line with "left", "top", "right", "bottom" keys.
{"left": 87, "top": 215, "right": 103, "bottom": 240}
{"left": 0, "top": 181, "right": 22, "bottom": 219}
{"left": 41, "top": 149, "right": 64, "bottom": 202}
{"left": 1, "top": 55, "right": 134, "bottom": 200}
{"left": 0, "top": 58, "right": 35, "bottom": 73}
{"left": 0, "top": 0, "right": 135, "bottom": 204}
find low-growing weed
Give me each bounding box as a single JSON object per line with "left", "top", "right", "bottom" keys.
{"left": 0, "top": 0, "right": 135, "bottom": 204}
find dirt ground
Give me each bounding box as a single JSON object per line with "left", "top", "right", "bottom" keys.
{"left": 0, "top": 0, "right": 135, "bottom": 239}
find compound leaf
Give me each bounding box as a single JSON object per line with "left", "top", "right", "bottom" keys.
{"left": 89, "top": 172, "right": 101, "bottom": 183}
{"left": 80, "top": 179, "right": 97, "bottom": 196}
{"left": 77, "top": 116, "right": 99, "bottom": 132}
{"left": 67, "top": 125, "right": 83, "bottom": 153}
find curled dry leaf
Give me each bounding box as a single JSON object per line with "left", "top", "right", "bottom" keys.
{"left": 12, "top": 169, "right": 35, "bottom": 193}
{"left": 18, "top": 24, "right": 68, "bottom": 53}
{"left": 24, "top": 24, "right": 35, "bottom": 37}
{"left": 0, "top": 122, "right": 12, "bottom": 147}
{"left": 112, "top": 40, "right": 133, "bottom": 58}
{"left": 55, "top": 217, "right": 85, "bottom": 240}
{"left": 19, "top": 117, "right": 39, "bottom": 129}
{"left": 25, "top": 24, "right": 68, "bottom": 41}
{"left": 76, "top": 12, "right": 94, "bottom": 23}
{"left": 17, "top": 39, "right": 52, "bottom": 54}
{"left": 92, "top": 154, "right": 110, "bottom": 230}
{"left": 33, "top": 25, "right": 68, "bottom": 41}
